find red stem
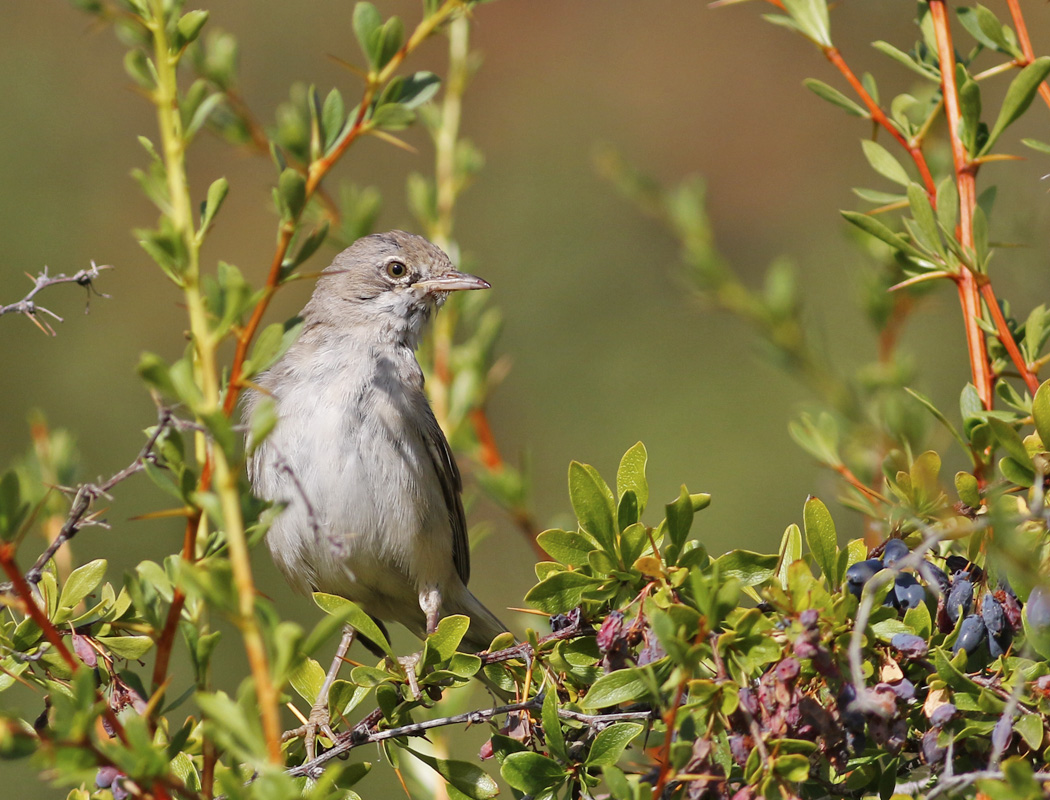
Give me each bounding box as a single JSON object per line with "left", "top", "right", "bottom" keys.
{"left": 928, "top": 0, "right": 994, "bottom": 409}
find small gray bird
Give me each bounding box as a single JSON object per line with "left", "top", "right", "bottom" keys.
{"left": 245, "top": 230, "right": 507, "bottom": 756}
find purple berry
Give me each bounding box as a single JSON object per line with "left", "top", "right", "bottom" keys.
{"left": 982, "top": 594, "right": 1006, "bottom": 639}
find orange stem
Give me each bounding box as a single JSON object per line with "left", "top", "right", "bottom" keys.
{"left": 0, "top": 545, "right": 77, "bottom": 671}
{"left": 928, "top": 0, "right": 994, "bottom": 409}
{"left": 823, "top": 47, "right": 937, "bottom": 195}
{"left": 980, "top": 281, "right": 1040, "bottom": 394}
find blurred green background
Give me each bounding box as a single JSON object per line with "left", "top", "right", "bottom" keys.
{"left": 3, "top": 0, "right": 1050, "bottom": 790}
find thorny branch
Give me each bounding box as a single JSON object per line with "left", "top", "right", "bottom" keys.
{"left": 0, "top": 262, "right": 112, "bottom": 335}
{"left": 0, "top": 409, "right": 172, "bottom": 594}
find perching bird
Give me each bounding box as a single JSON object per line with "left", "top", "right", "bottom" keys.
{"left": 245, "top": 230, "right": 508, "bottom": 757}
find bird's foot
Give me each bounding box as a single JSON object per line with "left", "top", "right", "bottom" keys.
{"left": 398, "top": 652, "right": 425, "bottom": 701}
{"left": 284, "top": 700, "right": 338, "bottom": 762}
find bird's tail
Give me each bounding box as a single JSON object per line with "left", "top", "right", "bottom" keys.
{"left": 453, "top": 588, "right": 509, "bottom": 654}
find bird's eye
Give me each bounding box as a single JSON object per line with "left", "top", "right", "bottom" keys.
{"left": 386, "top": 261, "right": 407, "bottom": 279}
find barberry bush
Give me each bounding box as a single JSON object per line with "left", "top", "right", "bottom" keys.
{"left": 3, "top": 1, "right": 1050, "bottom": 799}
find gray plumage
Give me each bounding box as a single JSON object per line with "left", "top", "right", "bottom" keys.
{"left": 245, "top": 230, "right": 506, "bottom": 652}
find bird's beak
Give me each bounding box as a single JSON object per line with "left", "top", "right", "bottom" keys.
{"left": 414, "top": 270, "right": 490, "bottom": 293}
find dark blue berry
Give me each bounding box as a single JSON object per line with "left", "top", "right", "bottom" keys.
{"left": 920, "top": 561, "right": 949, "bottom": 596}
{"left": 893, "top": 573, "right": 926, "bottom": 610}
{"left": 946, "top": 578, "right": 974, "bottom": 625}
{"left": 846, "top": 559, "right": 884, "bottom": 597}
{"left": 982, "top": 594, "right": 1006, "bottom": 639}
{"left": 952, "top": 614, "right": 986, "bottom": 656}
{"left": 882, "top": 539, "right": 910, "bottom": 568}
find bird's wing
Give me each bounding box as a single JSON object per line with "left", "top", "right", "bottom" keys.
{"left": 421, "top": 409, "right": 471, "bottom": 584}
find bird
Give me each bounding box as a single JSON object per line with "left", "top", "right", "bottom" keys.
{"left": 244, "top": 230, "right": 508, "bottom": 758}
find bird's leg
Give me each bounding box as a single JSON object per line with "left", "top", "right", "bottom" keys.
{"left": 395, "top": 587, "right": 443, "bottom": 701}
{"left": 419, "top": 585, "right": 442, "bottom": 634}
{"left": 296, "top": 625, "right": 355, "bottom": 761}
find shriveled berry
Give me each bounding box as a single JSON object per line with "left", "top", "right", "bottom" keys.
{"left": 929, "top": 703, "right": 956, "bottom": 728}
{"left": 922, "top": 730, "right": 945, "bottom": 764}
{"left": 775, "top": 657, "right": 801, "bottom": 683}
{"left": 799, "top": 609, "right": 819, "bottom": 629}
{"left": 982, "top": 594, "right": 1006, "bottom": 639}
{"left": 890, "top": 678, "right": 915, "bottom": 701}
{"left": 894, "top": 573, "right": 926, "bottom": 611}
{"left": 890, "top": 633, "right": 928, "bottom": 659}
{"left": 882, "top": 538, "right": 910, "bottom": 568}
{"left": 946, "top": 578, "right": 974, "bottom": 625}
{"left": 846, "top": 559, "right": 884, "bottom": 597}
{"left": 952, "top": 614, "right": 986, "bottom": 656}
{"left": 793, "top": 639, "right": 818, "bottom": 660}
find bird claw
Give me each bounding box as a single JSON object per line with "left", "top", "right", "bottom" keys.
{"left": 398, "top": 652, "right": 425, "bottom": 701}
{"left": 284, "top": 701, "right": 338, "bottom": 762}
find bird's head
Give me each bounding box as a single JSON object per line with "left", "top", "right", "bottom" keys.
{"left": 304, "top": 230, "right": 489, "bottom": 347}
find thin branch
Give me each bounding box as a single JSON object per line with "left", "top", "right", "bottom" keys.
{"left": 0, "top": 262, "right": 113, "bottom": 335}
{"left": 1003, "top": 0, "right": 1050, "bottom": 112}
{"left": 0, "top": 409, "right": 171, "bottom": 594}
{"left": 927, "top": 769, "right": 1050, "bottom": 800}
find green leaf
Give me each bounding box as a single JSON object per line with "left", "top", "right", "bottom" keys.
{"left": 371, "top": 102, "right": 416, "bottom": 131}
{"left": 199, "top": 177, "right": 228, "bottom": 237}
{"left": 568, "top": 461, "right": 616, "bottom": 555}
{"left": 525, "top": 571, "right": 602, "bottom": 614}
{"left": 1033, "top": 380, "right": 1050, "bottom": 448}
{"left": 313, "top": 592, "right": 393, "bottom": 658}
{"left": 59, "top": 559, "right": 107, "bottom": 609}
{"left": 353, "top": 2, "right": 382, "bottom": 68}
{"left": 905, "top": 387, "right": 970, "bottom": 455}
{"left": 1022, "top": 138, "right": 1050, "bottom": 154}
{"left": 374, "top": 16, "right": 404, "bottom": 70}
{"left": 872, "top": 41, "right": 939, "bottom": 81}
{"left": 781, "top": 0, "right": 831, "bottom": 47}
{"left": 841, "top": 211, "right": 922, "bottom": 257}
{"left": 936, "top": 175, "right": 958, "bottom": 233}
{"left": 137, "top": 352, "right": 176, "bottom": 397}
{"left": 427, "top": 615, "right": 469, "bottom": 662}
{"left": 288, "top": 658, "right": 325, "bottom": 704}
{"left": 957, "top": 67, "right": 981, "bottom": 156}
{"left": 616, "top": 442, "right": 649, "bottom": 515}
{"left": 861, "top": 139, "right": 910, "bottom": 187}
{"left": 981, "top": 57, "right": 1050, "bottom": 155}
{"left": 408, "top": 748, "right": 499, "bottom": 800}
{"left": 382, "top": 71, "right": 441, "bottom": 110}
{"left": 803, "top": 78, "right": 868, "bottom": 118}
{"left": 1015, "top": 713, "right": 1043, "bottom": 751}
{"left": 955, "top": 471, "right": 981, "bottom": 508}
{"left": 803, "top": 496, "right": 838, "bottom": 586}
{"left": 714, "top": 550, "right": 778, "bottom": 587}
{"left": 586, "top": 722, "right": 643, "bottom": 767}
{"left": 277, "top": 168, "right": 307, "bottom": 219}
{"left": 536, "top": 528, "right": 597, "bottom": 567}
{"left": 581, "top": 667, "right": 650, "bottom": 709}
{"left": 772, "top": 753, "right": 811, "bottom": 782}
{"left": 321, "top": 88, "right": 346, "bottom": 152}
{"left": 988, "top": 418, "right": 1034, "bottom": 468}
{"left": 176, "top": 10, "right": 209, "bottom": 46}
{"left": 542, "top": 689, "right": 567, "bottom": 761}
{"left": 957, "top": 5, "right": 1020, "bottom": 56}
{"left": 500, "top": 752, "right": 567, "bottom": 795}
{"left": 98, "top": 635, "right": 154, "bottom": 660}
{"left": 906, "top": 182, "right": 943, "bottom": 256}
{"left": 664, "top": 485, "right": 694, "bottom": 554}
{"left": 777, "top": 524, "right": 803, "bottom": 590}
